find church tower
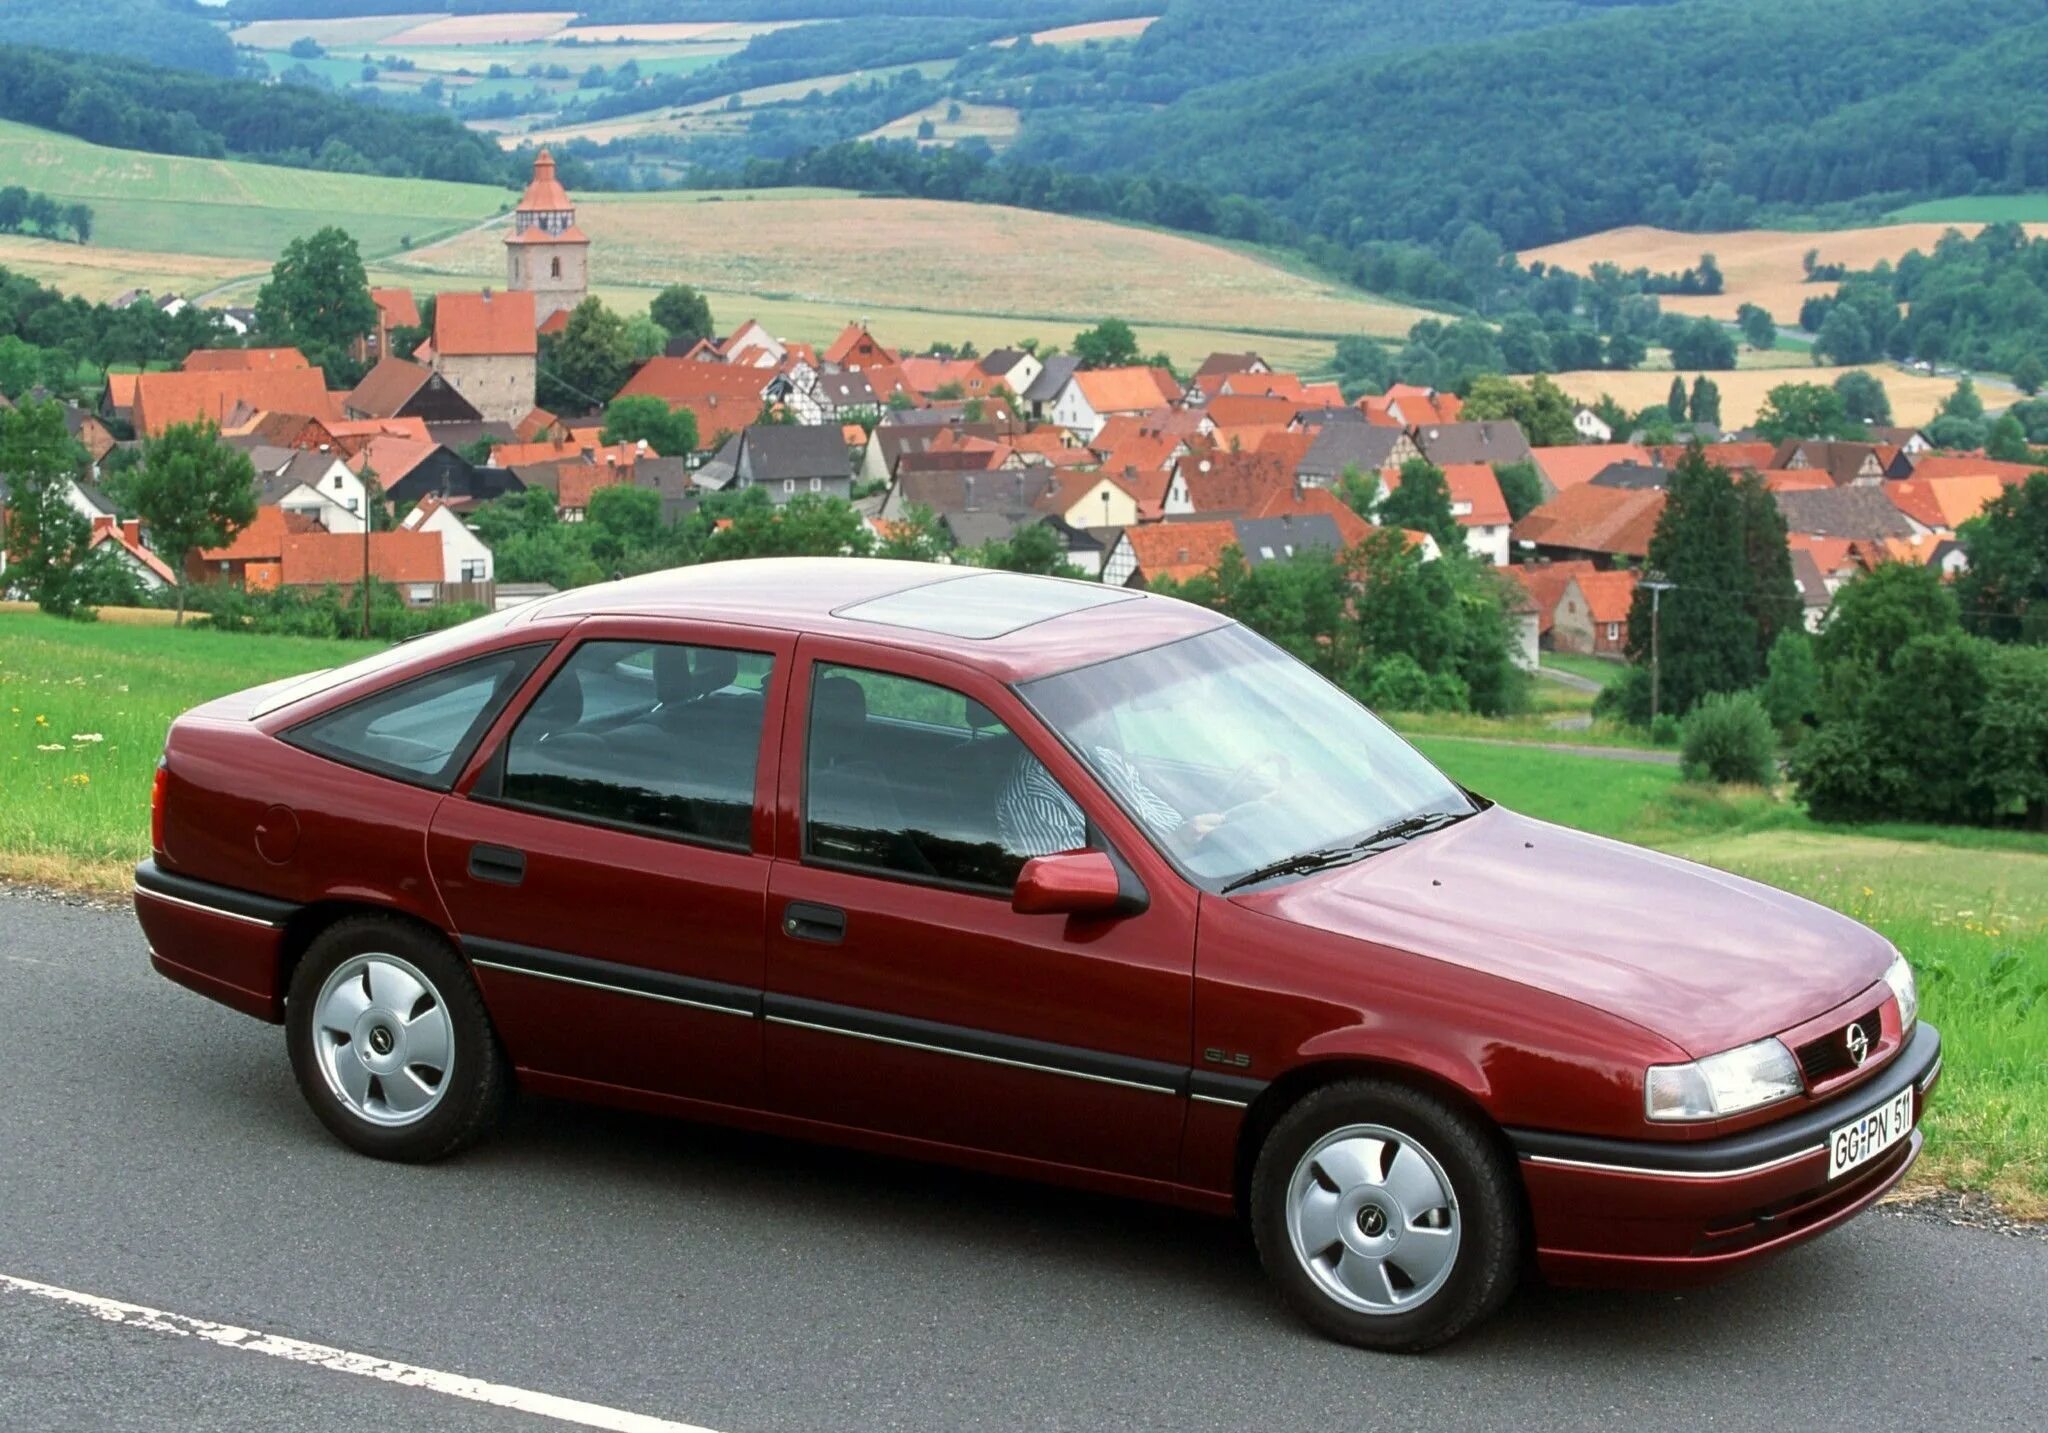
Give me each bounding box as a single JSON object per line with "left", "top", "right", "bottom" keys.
{"left": 505, "top": 149, "right": 589, "bottom": 327}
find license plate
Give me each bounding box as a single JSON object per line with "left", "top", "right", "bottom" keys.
{"left": 1827, "top": 1086, "right": 1915, "bottom": 1180}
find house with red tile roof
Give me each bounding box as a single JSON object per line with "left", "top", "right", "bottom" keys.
{"left": 354, "top": 288, "right": 421, "bottom": 365}
{"left": 1554, "top": 569, "right": 1639, "bottom": 656}
{"left": 131, "top": 368, "right": 339, "bottom": 438}
{"left": 1885, "top": 474, "right": 2009, "bottom": 534}
{"left": 1104, "top": 519, "right": 1241, "bottom": 587}
{"left": 183, "top": 347, "right": 309, "bottom": 374}
{"left": 616, "top": 358, "right": 773, "bottom": 446}
{"left": 1530, "top": 443, "right": 1654, "bottom": 495}
{"left": 1903, "top": 454, "right": 2042, "bottom": 485}
{"left": 1512, "top": 483, "right": 1665, "bottom": 565}
{"left": 823, "top": 321, "right": 900, "bottom": 371}
{"left": 430, "top": 289, "right": 536, "bottom": 425}
{"left": 1380, "top": 461, "right": 1512, "bottom": 565}
{"left": 87, "top": 516, "right": 178, "bottom": 591}
{"left": 1047, "top": 366, "right": 1183, "bottom": 439}
{"left": 344, "top": 357, "right": 483, "bottom": 425}
{"left": 1506, "top": 560, "right": 1600, "bottom": 643}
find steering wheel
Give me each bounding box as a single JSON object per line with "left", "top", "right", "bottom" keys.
{"left": 1219, "top": 752, "right": 1293, "bottom": 813}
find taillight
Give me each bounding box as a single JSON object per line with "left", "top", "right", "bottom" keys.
{"left": 151, "top": 759, "right": 168, "bottom": 853}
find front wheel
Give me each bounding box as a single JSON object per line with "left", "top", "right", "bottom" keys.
{"left": 286, "top": 916, "right": 508, "bottom": 1163}
{"left": 1250, "top": 1079, "right": 1522, "bottom": 1351}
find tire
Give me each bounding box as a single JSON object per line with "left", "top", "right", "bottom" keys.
{"left": 286, "top": 915, "right": 508, "bottom": 1163}
{"left": 1249, "top": 1079, "right": 1521, "bottom": 1352}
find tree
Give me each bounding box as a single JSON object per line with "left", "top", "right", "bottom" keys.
{"left": 964, "top": 519, "right": 1081, "bottom": 576}
{"left": 1492, "top": 459, "right": 1545, "bottom": 522}
{"left": 1760, "top": 628, "right": 1819, "bottom": 733}
{"left": 1737, "top": 303, "right": 1775, "bottom": 351}
{"left": 0, "top": 335, "right": 41, "bottom": 399}
{"left": 624, "top": 315, "right": 668, "bottom": 363}
{"left": 1333, "top": 464, "right": 1380, "bottom": 519}
{"left": 1926, "top": 413, "right": 1988, "bottom": 450}
{"left": 118, "top": 421, "right": 257, "bottom": 625}
{"left": 1379, "top": 457, "right": 1461, "bottom": 553}
{"left": 2013, "top": 353, "right": 2046, "bottom": 397}
{"left": 64, "top": 202, "right": 92, "bottom": 245}
{"left": 539, "top": 297, "right": 633, "bottom": 411}
{"left": 1623, "top": 447, "right": 1771, "bottom": 717}
{"left": 0, "top": 401, "right": 91, "bottom": 616}
{"left": 253, "top": 226, "right": 376, "bottom": 380}
{"left": 1666, "top": 374, "right": 1688, "bottom": 420}
{"left": 1956, "top": 472, "right": 2048, "bottom": 643}
{"left": 1668, "top": 318, "right": 1736, "bottom": 370}
{"left": 1688, "top": 375, "right": 1721, "bottom": 427}
{"left": 1814, "top": 561, "right": 1959, "bottom": 718}
{"left": 1831, "top": 370, "right": 1891, "bottom": 425}
{"left": 648, "top": 284, "right": 714, "bottom": 349}
{"left": 704, "top": 490, "right": 870, "bottom": 561}
{"left": 1813, "top": 304, "right": 1875, "bottom": 365}
{"left": 1070, "top": 318, "right": 1141, "bottom": 369}
{"left": 1604, "top": 332, "right": 1646, "bottom": 370}
{"left": 1459, "top": 373, "right": 1577, "bottom": 446}
{"left": 600, "top": 393, "right": 698, "bottom": 456}
{"left": 1755, "top": 382, "right": 1853, "bottom": 441}
{"left": 1333, "top": 334, "right": 1393, "bottom": 397}
{"left": 1987, "top": 413, "right": 2031, "bottom": 461}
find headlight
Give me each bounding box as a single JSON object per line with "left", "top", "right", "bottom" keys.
{"left": 1645, "top": 1037, "right": 1803, "bottom": 1122}
{"left": 1883, "top": 952, "right": 1918, "bottom": 1036}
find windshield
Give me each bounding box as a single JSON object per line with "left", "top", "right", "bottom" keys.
{"left": 1018, "top": 624, "right": 1476, "bottom": 888}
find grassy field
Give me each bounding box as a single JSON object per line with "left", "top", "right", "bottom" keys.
{"left": 377, "top": 190, "right": 1432, "bottom": 363}
{"left": 5, "top": 611, "right": 2040, "bottom": 1213}
{"left": 0, "top": 120, "right": 506, "bottom": 269}
{"left": 1548, "top": 363, "right": 1962, "bottom": 428}
{"left": 864, "top": 102, "right": 1022, "bottom": 149}
{"left": 1890, "top": 195, "right": 2048, "bottom": 223}
{"left": 1519, "top": 222, "right": 2048, "bottom": 324}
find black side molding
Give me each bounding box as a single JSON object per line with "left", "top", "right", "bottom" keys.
{"left": 134, "top": 859, "right": 299, "bottom": 927}
{"left": 1508, "top": 1023, "right": 1942, "bottom": 1176}
{"left": 764, "top": 991, "right": 1193, "bottom": 1096}
{"left": 463, "top": 936, "right": 760, "bottom": 1018}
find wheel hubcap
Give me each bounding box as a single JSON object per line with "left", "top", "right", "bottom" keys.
{"left": 311, "top": 953, "right": 453, "bottom": 1128}
{"left": 1285, "top": 1123, "right": 1461, "bottom": 1315}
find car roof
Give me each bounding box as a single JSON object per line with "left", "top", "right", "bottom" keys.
{"left": 515, "top": 558, "right": 1231, "bottom": 682}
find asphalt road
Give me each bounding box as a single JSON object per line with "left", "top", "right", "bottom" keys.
{"left": 2, "top": 889, "right": 2043, "bottom": 1432}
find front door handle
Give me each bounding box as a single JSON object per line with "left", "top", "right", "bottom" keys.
{"left": 469, "top": 843, "right": 526, "bottom": 886}
{"left": 783, "top": 902, "right": 846, "bottom": 944}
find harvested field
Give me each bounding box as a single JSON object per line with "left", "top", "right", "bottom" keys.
{"left": 386, "top": 192, "right": 1429, "bottom": 343}
{"left": 1547, "top": 364, "right": 1963, "bottom": 427}
{"left": 1521, "top": 223, "right": 2048, "bottom": 324}
{"left": 1032, "top": 16, "right": 1160, "bottom": 44}
{"left": 382, "top": 11, "right": 577, "bottom": 45}
{"left": 229, "top": 15, "right": 436, "bottom": 48}
{"left": 0, "top": 235, "right": 254, "bottom": 303}
{"left": 557, "top": 21, "right": 798, "bottom": 44}
{"left": 865, "top": 102, "right": 1021, "bottom": 148}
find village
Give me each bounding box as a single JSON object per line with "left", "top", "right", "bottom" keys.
{"left": 3, "top": 149, "right": 2034, "bottom": 679}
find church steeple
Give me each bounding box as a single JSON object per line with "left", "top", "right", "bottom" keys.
{"left": 506, "top": 149, "right": 589, "bottom": 326}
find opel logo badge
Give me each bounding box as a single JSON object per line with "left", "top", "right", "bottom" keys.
{"left": 1845, "top": 1023, "right": 1870, "bottom": 1067}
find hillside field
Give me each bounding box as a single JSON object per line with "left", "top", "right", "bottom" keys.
{"left": 1549, "top": 363, "right": 1962, "bottom": 427}
{"left": 1520, "top": 222, "right": 2048, "bottom": 325}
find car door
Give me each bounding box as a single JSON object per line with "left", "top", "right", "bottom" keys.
{"left": 761, "top": 635, "right": 1200, "bottom": 1182}
{"left": 428, "top": 615, "right": 794, "bottom": 1110}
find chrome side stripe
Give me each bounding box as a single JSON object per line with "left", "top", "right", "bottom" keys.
{"left": 1522, "top": 1144, "right": 1826, "bottom": 1181}
{"left": 469, "top": 958, "right": 755, "bottom": 1019}
{"left": 131, "top": 884, "right": 279, "bottom": 929}
{"left": 764, "top": 1013, "right": 1184, "bottom": 1097}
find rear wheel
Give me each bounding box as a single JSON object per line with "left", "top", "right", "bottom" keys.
{"left": 286, "top": 916, "right": 507, "bottom": 1162}
{"left": 1250, "top": 1079, "right": 1521, "bottom": 1351}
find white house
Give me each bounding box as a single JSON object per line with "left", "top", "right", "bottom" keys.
{"left": 1573, "top": 406, "right": 1613, "bottom": 443}
{"left": 1048, "top": 367, "right": 1178, "bottom": 442}
{"left": 86, "top": 516, "right": 179, "bottom": 591}
{"left": 401, "top": 496, "right": 494, "bottom": 584}
{"left": 261, "top": 450, "right": 369, "bottom": 534}
{"left": 979, "top": 348, "right": 1043, "bottom": 402}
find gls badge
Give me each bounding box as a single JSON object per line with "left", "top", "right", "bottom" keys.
{"left": 1203, "top": 1048, "right": 1252, "bottom": 1069}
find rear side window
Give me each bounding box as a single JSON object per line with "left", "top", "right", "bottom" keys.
{"left": 285, "top": 646, "right": 546, "bottom": 790}
{"left": 496, "top": 639, "right": 774, "bottom": 848}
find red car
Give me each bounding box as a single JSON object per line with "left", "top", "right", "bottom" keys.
{"left": 136, "top": 560, "right": 1939, "bottom": 1350}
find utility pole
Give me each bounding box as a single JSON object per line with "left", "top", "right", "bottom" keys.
{"left": 358, "top": 462, "right": 377, "bottom": 640}
{"left": 1643, "top": 576, "right": 1675, "bottom": 722}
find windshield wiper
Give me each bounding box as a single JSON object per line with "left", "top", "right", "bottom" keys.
{"left": 1219, "top": 810, "right": 1469, "bottom": 894}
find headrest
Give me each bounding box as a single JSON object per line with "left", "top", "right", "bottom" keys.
{"left": 812, "top": 674, "right": 867, "bottom": 730}
{"left": 962, "top": 699, "right": 999, "bottom": 732}
{"left": 529, "top": 669, "right": 583, "bottom": 730}
{"left": 653, "top": 645, "right": 695, "bottom": 705}
{"left": 691, "top": 647, "right": 740, "bottom": 696}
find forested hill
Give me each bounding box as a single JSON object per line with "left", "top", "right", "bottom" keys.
{"left": 1008, "top": 0, "right": 2048, "bottom": 248}
{"left": 10, "top": 0, "right": 235, "bottom": 76}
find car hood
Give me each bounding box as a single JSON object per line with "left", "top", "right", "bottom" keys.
{"left": 1229, "top": 806, "right": 1893, "bottom": 1057}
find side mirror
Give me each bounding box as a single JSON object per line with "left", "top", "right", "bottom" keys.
{"left": 1012, "top": 850, "right": 1141, "bottom": 918}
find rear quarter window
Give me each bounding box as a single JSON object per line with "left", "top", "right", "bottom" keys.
{"left": 282, "top": 646, "right": 546, "bottom": 790}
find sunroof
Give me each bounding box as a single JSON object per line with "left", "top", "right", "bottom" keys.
{"left": 835, "top": 572, "right": 1141, "bottom": 638}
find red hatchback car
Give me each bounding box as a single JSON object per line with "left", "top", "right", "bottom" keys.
{"left": 136, "top": 560, "right": 1939, "bottom": 1350}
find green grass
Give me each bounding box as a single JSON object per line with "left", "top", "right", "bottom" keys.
{"left": 3, "top": 614, "right": 2041, "bottom": 1213}
{"left": 1539, "top": 652, "right": 1626, "bottom": 688}
{"left": 1889, "top": 194, "right": 2048, "bottom": 224}
{"left": 0, "top": 119, "right": 507, "bottom": 262}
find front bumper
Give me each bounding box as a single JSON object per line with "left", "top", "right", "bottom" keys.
{"left": 1510, "top": 1022, "right": 1942, "bottom": 1286}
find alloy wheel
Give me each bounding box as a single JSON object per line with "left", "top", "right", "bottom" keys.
{"left": 1284, "top": 1122, "right": 1462, "bottom": 1315}
{"left": 310, "top": 952, "right": 454, "bottom": 1128}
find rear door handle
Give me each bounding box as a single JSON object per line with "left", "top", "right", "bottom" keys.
{"left": 783, "top": 902, "right": 846, "bottom": 944}
{"left": 469, "top": 843, "right": 526, "bottom": 886}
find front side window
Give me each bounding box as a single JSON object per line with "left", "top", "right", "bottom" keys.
{"left": 1020, "top": 624, "right": 1474, "bottom": 887}
{"left": 286, "top": 647, "right": 544, "bottom": 789}
{"left": 498, "top": 640, "right": 773, "bottom": 847}
{"left": 804, "top": 663, "right": 1082, "bottom": 891}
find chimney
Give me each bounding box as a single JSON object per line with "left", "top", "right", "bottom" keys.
{"left": 482, "top": 287, "right": 492, "bottom": 302}
{"left": 122, "top": 519, "right": 142, "bottom": 546}
{"left": 91, "top": 515, "right": 114, "bottom": 538}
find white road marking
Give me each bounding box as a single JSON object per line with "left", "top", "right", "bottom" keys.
{"left": 0, "top": 1272, "right": 721, "bottom": 1433}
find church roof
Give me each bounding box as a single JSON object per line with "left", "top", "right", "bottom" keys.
{"left": 515, "top": 149, "right": 574, "bottom": 214}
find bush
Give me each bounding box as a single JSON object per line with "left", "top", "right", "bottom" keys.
{"left": 1362, "top": 653, "right": 1433, "bottom": 712}
{"left": 1679, "top": 690, "right": 1776, "bottom": 785}
{"left": 1760, "top": 628, "right": 1818, "bottom": 733}
{"left": 1649, "top": 713, "right": 1681, "bottom": 746}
